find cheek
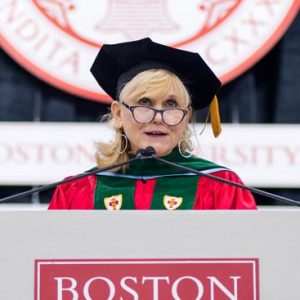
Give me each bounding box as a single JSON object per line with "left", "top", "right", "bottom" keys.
{"left": 122, "top": 114, "right": 137, "bottom": 130}
{"left": 122, "top": 119, "right": 143, "bottom": 143}
{"left": 120, "top": 111, "right": 135, "bottom": 131}
{"left": 172, "top": 123, "right": 189, "bottom": 139}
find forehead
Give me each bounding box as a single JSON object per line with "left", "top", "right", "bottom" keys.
{"left": 121, "top": 72, "right": 191, "bottom": 106}
{"left": 131, "top": 88, "right": 188, "bottom": 107}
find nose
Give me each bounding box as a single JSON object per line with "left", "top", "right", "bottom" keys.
{"left": 152, "top": 110, "right": 163, "bottom": 124}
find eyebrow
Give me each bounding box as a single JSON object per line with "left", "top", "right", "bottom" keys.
{"left": 136, "top": 93, "right": 184, "bottom": 106}
{"left": 164, "top": 93, "right": 177, "bottom": 99}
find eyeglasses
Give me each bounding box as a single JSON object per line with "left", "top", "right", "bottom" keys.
{"left": 122, "top": 102, "right": 189, "bottom": 126}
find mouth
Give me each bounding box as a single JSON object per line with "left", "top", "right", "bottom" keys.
{"left": 145, "top": 131, "right": 167, "bottom": 137}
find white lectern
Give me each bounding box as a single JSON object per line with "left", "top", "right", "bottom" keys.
{"left": 0, "top": 210, "right": 299, "bottom": 299}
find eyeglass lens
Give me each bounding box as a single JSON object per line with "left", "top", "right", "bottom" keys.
{"left": 133, "top": 106, "right": 185, "bottom": 126}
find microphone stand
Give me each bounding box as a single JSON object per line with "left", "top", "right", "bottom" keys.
{"left": 149, "top": 152, "right": 300, "bottom": 207}
{"left": 0, "top": 151, "right": 147, "bottom": 204}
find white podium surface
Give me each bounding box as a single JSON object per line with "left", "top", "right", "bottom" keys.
{"left": 0, "top": 210, "right": 299, "bottom": 299}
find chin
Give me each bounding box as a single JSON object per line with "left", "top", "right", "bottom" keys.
{"left": 152, "top": 147, "right": 174, "bottom": 157}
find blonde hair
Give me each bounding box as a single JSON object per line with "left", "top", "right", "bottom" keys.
{"left": 95, "top": 69, "right": 194, "bottom": 172}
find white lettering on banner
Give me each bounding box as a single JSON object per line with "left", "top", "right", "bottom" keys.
{"left": 142, "top": 276, "right": 170, "bottom": 300}
{"left": 55, "top": 277, "right": 79, "bottom": 300}
{"left": 172, "top": 276, "right": 204, "bottom": 300}
{"left": 208, "top": 276, "right": 240, "bottom": 300}
{"left": 120, "top": 277, "right": 139, "bottom": 300}
{"left": 83, "top": 277, "right": 116, "bottom": 300}
{"left": 52, "top": 275, "right": 241, "bottom": 299}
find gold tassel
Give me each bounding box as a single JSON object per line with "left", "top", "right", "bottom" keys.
{"left": 209, "top": 96, "right": 222, "bottom": 137}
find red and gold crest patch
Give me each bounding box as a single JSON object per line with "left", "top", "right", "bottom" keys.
{"left": 104, "top": 194, "right": 123, "bottom": 211}
{"left": 163, "top": 195, "right": 183, "bottom": 210}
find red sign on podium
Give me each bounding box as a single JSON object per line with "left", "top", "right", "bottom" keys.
{"left": 35, "top": 258, "right": 259, "bottom": 299}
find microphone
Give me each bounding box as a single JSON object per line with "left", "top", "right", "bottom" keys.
{"left": 150, "top": 150, "right": 300, "bottom": 207}
{"left": 0, "top": 149, "right": 149, "bottom": 204}
{"left": 135, "top": 146, "right": 157, "bottom": 158}
{"left": 144, "top": 146, "right": 156, "bottom": 156}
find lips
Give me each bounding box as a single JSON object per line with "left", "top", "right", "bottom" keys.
{"left": 145, "top": 131, "right": 167, "bottom": 136}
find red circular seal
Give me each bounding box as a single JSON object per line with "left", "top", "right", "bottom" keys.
{"left": 0, "top": 0, "right": 299, "bottom": 103}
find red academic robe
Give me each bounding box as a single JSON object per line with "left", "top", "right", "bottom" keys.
{"left": 48, "top": 170, "right": 256, "bottom": 210}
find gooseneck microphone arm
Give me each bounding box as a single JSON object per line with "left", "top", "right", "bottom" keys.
{"left": 143, "top": 147, "right": 300, "bottom": 207}
{"left": 0, "top": 150, "right": 148, "bottom": 204}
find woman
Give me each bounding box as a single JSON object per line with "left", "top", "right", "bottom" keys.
{"left": 49, "top": 38, "right": 256, "bottom": 210}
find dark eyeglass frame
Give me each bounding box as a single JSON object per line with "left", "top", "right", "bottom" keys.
{"left": 122, "top": 102, "right": 190, "bottom": 126}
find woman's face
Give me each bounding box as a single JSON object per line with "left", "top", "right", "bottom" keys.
{"left": 111, "top": 88, "right": 191, "bottom": 157}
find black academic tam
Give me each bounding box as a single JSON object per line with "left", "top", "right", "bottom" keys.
{"left": 90, "top": 38, "right": 221, "bottom": 110}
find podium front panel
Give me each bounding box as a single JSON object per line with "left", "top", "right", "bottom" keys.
{"left": 0, "top": 210, "right": 299, "bottom": 299}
